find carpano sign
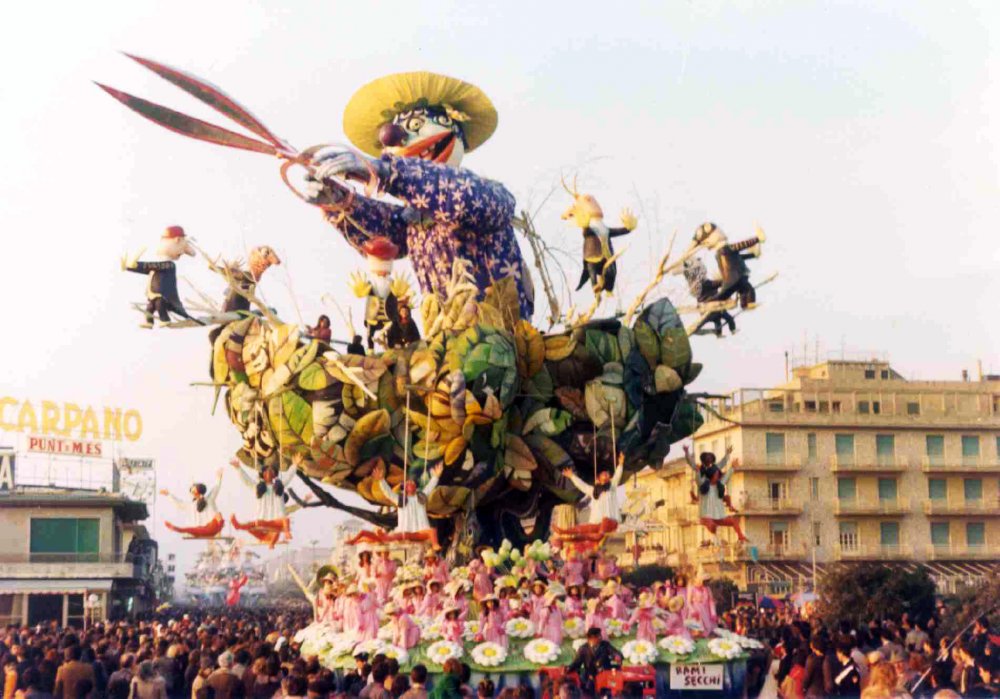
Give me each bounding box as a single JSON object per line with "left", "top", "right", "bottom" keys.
{"left": 669, "top": 663, "right": 724, "bottom": 691}
{"left": 0, "top": 397, "right": 142, "bottom": 442}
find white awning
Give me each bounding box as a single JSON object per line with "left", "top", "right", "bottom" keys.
{"left": 0, "top": 579, "right": 113, "bottom": 595}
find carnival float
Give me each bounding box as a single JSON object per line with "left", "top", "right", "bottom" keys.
{"left": 101, "top": 56, "right": 776, "bottom": 693}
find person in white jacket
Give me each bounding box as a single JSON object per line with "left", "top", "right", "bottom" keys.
{"left": 160, "top": 469, "right": 225, "bottom": 538}
{"left": 557, "top": 452, "right": 625, "bottom": 538}
{"left": 229, "top": 459, "right": 297, "bottom": 548}
{"left": 347, "top": 462, "right": 444, "bottom": 550}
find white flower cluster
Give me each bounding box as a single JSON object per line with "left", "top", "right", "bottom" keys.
{"left": 506, "top": 618, "right": 535, "bottom": 639}
{"left": 658, "top": 635, "right": 695, "bottom": 656}
{"left": 621, "top": 639, "right": 658, "bottom": 665}
{"left": 380, "top": 645, "right": 410, "bottom": 666}
{"left": 562, "top": 617, "right": 586, "bottom": 639}
{"left": 524, "top": 638, "right": 560, "bottom": 665}
{"left": 464, "top": 619, "right": 481, "bottom": 639}
{"left": 714, "top": 629, "right": 763, "bottom": 650}
{"left": 470, "top": 642, "right": 507, "bottom": 667}
{"left": 354, "top": 638, "right": 387, "bottom": 656}
{"left": 605, "top": 618, "right": 626, "bottom": 638}
{"left": 426, "top": 640, "right": 464, "bottom": 665}
{"left": 377, "top": 624, "right": 394, "bottom": 641}
{"left": 707, "top": 637, "right": 743, "bottom": 660}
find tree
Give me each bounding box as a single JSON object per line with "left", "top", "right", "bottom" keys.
{"left": 939, "top": 576, "right": 1000, "bottom": 637}
{"left": 816, "top": 563, "right": 936, "bottom": 627}
{"left": 622, "top": 565, "right": 674, "bottom": 589}
{"left": 708, "top": 578, "right": 740, "bottom": 616}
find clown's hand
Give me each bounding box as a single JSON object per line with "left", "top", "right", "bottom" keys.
{"left": 389, "top": 274, "right": 412, "bottom": 300}
{"left": 121, "top": 248, "right": 145, "bottom": 271}
{"left": 620, "top": 208, "right": 638, "bottom": 232}
{"left": 348, "top": 271, "right": 372, "bottom": 298}
{"left": 311, "top": 147, "right": 386, "bottom": 185}
{"left": 431, "top": 463, "right": 444, "bottom": 478}
{"left": 303, "top": 173, "right": 350, "bottom": 207}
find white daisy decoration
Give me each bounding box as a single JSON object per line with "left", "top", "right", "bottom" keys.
{"left": 605, "top": 618, "right": 626, "bottom": 638}
{"left": 380, "top": 645, "right": 410, "bottom": 666}
{"left": 506, "top": 618, "right": 535, "bottom": 639}
{"left": 524, "top": 638, "right": 561, "bottom": 665}
{"left": 658, "top": 635, "right": 695, "bottom": 656}
{"left": 470, "top": 642, "right": 507, "bottom": 668}
{"left": 708, "top": 637, "right": 743, "bottom": 660}
{"left": 353, "top": 638, "right": 387, "bottom": 655}
{"left": 563, "top": 617, "right": 585, "bottom": 639}
{"left": 425, "top": 640, "right": 464, "bottom": 665}
{"left": 422, "top": 622, "right": 443, "bottom": 641}
{"left": 621, "top": 639, "right": 658, "bottom": 665}
{"left": 464, "top": 620, "right": 481, "bottom": 639}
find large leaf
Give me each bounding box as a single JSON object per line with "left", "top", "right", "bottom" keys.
{"left": 485, "top": 332, "right": 516, "bottom": 369}
{"left": 642, "top": 298, "right": 682, "bottom": 335}
{"left": 427, "top": 485, "right": 471, "bottom": 517}
{"left": 268, "top": 391, "right": 313, "bottom": 447}
{"left": 617, "top": 326, "right": 635, "bottom": 361}
{"left": 448, "top": 372, "right": 467, "bottom": 425}
{"left": 633, "top": 321, "right": 659, "bottom": 371}
{"left": 344, "top": 409, "right": 390, "bottom": 465}
{"left": 462, "top": 343, "right": 492, "bottom": 382}
{"left": 269, "top": 323, "right": 301, "bottom": 367}
{"left": 660, "top": 327, "right": 692, "bottom": 369}
{"left": 298, "top": 362, "right": 331, "bottom": 391}
{"left": 523, "top": 408, "right": 573, "bottom": 436}
{"left": 585, "top": 329, "right": 620, "bottom": 365}
{"left": 514, "top": 320, "right": 546, "bottom": 378}
{"left": 522, "top": 366, "right": 554, "bottom": 402}
{"left": 555, "top": 387, "right": 588, "bottom": 420}
{"left": 479, "top": 277, "right": 521, "bottom": 332}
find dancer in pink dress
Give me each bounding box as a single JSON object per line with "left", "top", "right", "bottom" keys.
{"left": 341, "top": 585, "right": 362, "bottom": 637}
{"left": 528, "top": 580, "right": 548, "bottom": 629}
{"left": 470, "top": 557, "right": 494, "bottom": 602}
{"left": 662, "top": 596, "right": 691, "bottom": 639}
{"left": 357, "top": 551, "right": 376, "bottom": 591}
{"left": 441, "top": 607, "right": 464, "bottom": 643}
{"left": 585, "top": 598, "right": 607, "bottom": 639}
{"left": 537, "top": 591, "right": 564, "bottom": 645}
{"left": 445, "top": 581, "right": 469, "bottom": 619}
{"left": 627, "top": 593, "right": 656, "bottom": 642}
{"left": 479, "top": 596, "right": 508, "bottom": 648}
{"left": 562, "top": 552, "right": 585, "bottom": 587}
{"left": 423, "top": 551, "right": 449, "bottom": 585}
{"left": 357, "top": 584, "right": 380, "bottom": 641}
{"left": 386, "top": 603, "right": 421, "bottom": 650}
{"left": 564, "top": 584, "right": 585, "bottom": 618}
{"left": 420, "top": 581, "right": 443, "bottom": 617}
{"left": 686, "top": 574, "right": 717, "bottom": 634}
{"left": 374, "top": 547, "right": 398, "bottom": 604}
{"left": 314, "top": 573, "right": 339, "bottom": 625}
{"left": 602, "top": 582, "right": 627, "bottom": 621}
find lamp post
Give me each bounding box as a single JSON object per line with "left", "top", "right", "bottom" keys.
{"left": 84, "top": 593, "right": 100, "bottom": 631}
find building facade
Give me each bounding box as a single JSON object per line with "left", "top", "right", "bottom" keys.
{"left": 0, "top": 487, "right": 162, "bottom": 626}
{"left": 624, "top": 358, "right": 1000, "bottom": 595}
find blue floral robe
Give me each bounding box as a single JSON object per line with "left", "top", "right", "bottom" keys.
{"left": 324, "top": 155, "right": 535, "bottom": 319}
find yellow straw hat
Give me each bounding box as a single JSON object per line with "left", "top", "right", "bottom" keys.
{"left": 343, "top": 71, "right": 499, "bottom": 157}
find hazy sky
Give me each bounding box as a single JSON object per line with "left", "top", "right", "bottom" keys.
{"left": 1, "top": 1, "right": 997, "bottom": 580}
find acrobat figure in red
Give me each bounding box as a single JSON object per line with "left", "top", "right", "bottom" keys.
{"left": 229, "top": 459, "right": 298, "bottom": 549}
{"left": 225, "top": 573, "right": 249, "bottom": 607}
{"left": 347, "top": 462, "right": 444, "bottom": 551}
{"left": 160, "top": 469, "right": 224, "bottom": 538}
{"left": 683, "top": 444, "right": 748, "bottom": 544}
{"left": 552, "top": 453, "right": 624, "bottom": 554}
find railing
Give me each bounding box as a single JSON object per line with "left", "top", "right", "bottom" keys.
{"left": 837, "top": 543, "right": 910, "bottom": 560}
{"left": 925, "top": 544, "right": 995, "bottom": 560}
{"left": 740, "top": 455, "right": 803, "bottom": 472}
{"left": 833, "top": 498, "right": 907, "bottom": 515}
{"left": 830, "top": 454, "right": 908, "bottom": 472}
{"left": 922, "top": 498, "right": 1000, "bottom": 516}
{"left": 921, "top": 456, "right": 1000, "bottom": 472}
{"left": 740, "top": 494, "right": 803, "bottom": 515}
{"left": 743, "top": 542, "right": 807, "bottom": 560}
{"left": 0, "top": 552, "right": 134, "bottom": 564}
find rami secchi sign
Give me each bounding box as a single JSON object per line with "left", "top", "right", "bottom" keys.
{"left": 669, "top": 664, "right": 725, "bottom": 691}
{"left": 0, "top": 397, "right": 143, "bottom": 442}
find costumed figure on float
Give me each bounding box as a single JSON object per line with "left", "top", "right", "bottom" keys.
{"left": 684, "top": 444, "right": 748, "bottom": 544}
{"left": 122, "top": 225, "right": 202, "bottom": 328}
{"left": 346, "top": 462, "right": 444, "bottom": 550}
{"left": 160, "top": 469, "right": 225, "bottom": 538}
{"left": 229, "top": 458, "right": 297, "bottom": 548}
{"left": 561, "top": 179, "right": 637, "bottom": 298}
{"left": 347, "top": 237, "right": 414, "bottom": 350}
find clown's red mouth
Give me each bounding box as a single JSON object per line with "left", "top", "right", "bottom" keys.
{"left": 398, "top": 130, "right": 456, "bottom": 163}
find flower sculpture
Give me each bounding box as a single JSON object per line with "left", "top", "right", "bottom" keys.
{"left": 605, "top": 618, "right": 626, "bottom": 638}
{"left": 381, "top": 645, "right": 410, "bottom": 666}
{"left": 658, "top": 635, "right": 695, "bottom": 656}
{"left": 708, "top": 637, "right": 743, "bottom": 660}
{"left": 464, "top": 620, "right": 481, "bottom": 639}
{"left": 354, "top": 638, "right": 387, "bottom": 656}
{"left": 426, "top": 640, "right": 464, "bottom": 665}
{"left": 422, "top": 622, "right": 443, "bottom": 641}
{"left": 621, "top": 639, "right": 658, "bottom": 665}
{"left": 506, "top": 618, "right": 535, "bottom": 639}
{"left": 524, "top": 638, "right": 561, "bottom": 665}
{"left": 563, "top": 617, "right": 586, "bottom": 639}
{"left": 470, "top": 642, "right": 508, "bottom": 667}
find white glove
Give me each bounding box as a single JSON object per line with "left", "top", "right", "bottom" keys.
{"left": 311, "top": 147, "right": 383, "bottom": 182}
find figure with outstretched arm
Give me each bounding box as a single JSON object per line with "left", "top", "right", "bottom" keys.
{"left": 346, "top": 462, "right": 444, "bottom": 551}
{"left": 160, "top": 469, "right": 224, "bottom": 538}
{"left": 553, "top": 452, "right": 625, "bottom": 544}
{"left": 229, "top": 458, "right": 298, "bottom": 548}
{"left": 684, "top": 444, "right": 748, "bottom": 544}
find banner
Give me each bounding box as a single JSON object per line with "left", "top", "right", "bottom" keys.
{"left": 27, "top": 435, "right": 103, "bottom": 458}
{"left": 118, "top": 457, "right": 155, "bottom": 470}
{"left": 0, "top": 448, "right": 14, "bottom": 490}
{"left": 669, "top": 663, "right": 724, "bottom": 691}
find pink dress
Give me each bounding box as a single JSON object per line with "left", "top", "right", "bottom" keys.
{"left": 538, "top": 605, "right": 564, "bottom": 645}
{"left": 663, "top": 611, "right": 690, "bottom": 639}
{"left": 375, "top": 557, "right": 398, "bottom": 603}
{"left": 316, "top": 594, "right": 338, "bottom": 624}
{"left": 419, "top": 592, "right": 442, "bottom": 618}
{"left": 442, "top": 618, "right": 464, "bottom": 643}
{"left": 357, "top": 593, "right": 379, "bottom": 641}
{"left": 470, "top": 561, "right": 493, "bottom": 601}
{"left": 606, "top": 594, "right": 627, "bottom": 621}
{"left": 564, "top": 596, "right": 584, "bottom": 618}
{"left": 629, "top": 607, "right": 655, "bottom": 642}
{"left": 687, "top": 585, "right": 717, "bottom": 632}
{"left": 585, "top": 608, "right": 607, "bottom": 639}
{"left": 481, "top": 609, "right": 508, "bottom": 648}
{"left": 341, "top": 596, "right": 361, "bottom": 635}
{"left": 425, "top": 560, "right": 449, "bottom": 585}
{"left": 392, "top": 613, "right": 421, "bottom": 649}
{"left": 499, "top": 598, "right": 512, "bottom": 619}
{"left": 528, "top": 594, "right": 547, "bottom": 629}
{"left": 562, "top": 559, "right": 584, "bottom": 586}
{"left": 453, "top": 595, "right": 469, "bottom": 620}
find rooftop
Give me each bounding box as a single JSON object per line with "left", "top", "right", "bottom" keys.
{"left": 0, "top": 486, "right": 149, "bottom": 522}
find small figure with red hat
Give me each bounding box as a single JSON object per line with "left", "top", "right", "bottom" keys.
{"left": 348, "top": 236, "right": 414, "bottom": 350}
{"left": 122, "top": 225, "right": 201, "bottom": 328}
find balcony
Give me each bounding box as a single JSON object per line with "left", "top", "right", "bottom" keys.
{"left": 740, "top": 542, "right": 807, "bottom": 561}
{"left": 924, "top": 544, "right": 997, "bottom": 560}
{"left": 664, "top": 506, "right": 697, "bottom": 525}
{"left": 834, "top": 497, "right": 907, "bottom": 516}
{"left": 830, "top": 454, "right": 908, "bottom": 473}
{"left": 922, "top": 498, "right": 1000, "bottom": 517}
{"left": 921, "top": 456, "right": 1000, "bottom": 473}
{"left": 740, "top": 493, "right": 804, "bottom": 516}
{"left": 837, "top": 543, "right": 911, "bottom": 561}
{"left": 738, "top": 455, "right": 803, "bottom": 473}
{"left": 0, "top": 553, "right": 136, "bottom": 579}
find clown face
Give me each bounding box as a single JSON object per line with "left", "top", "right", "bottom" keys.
{"left": 156, "top": 231, "right": 196, "bottom": 260}
{"left": 694, "top": 222, "right": 728, "bottom": 250}
{"left": 562, "top": 194, "right": 604, "bottom": 229}
{"left": 381, "top": 106, "right": 466, "bottom": 167}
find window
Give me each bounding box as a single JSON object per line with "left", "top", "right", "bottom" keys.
{"left": 967, "top": 522, "right": 986, "bottom": 548}
{"left": 931, "top": 522, "right": 950, "bottom": 547}
{"left": 878, "top": 478, "right": 898, "bottom": 502}
{"left": 838, "top": 477, "right": 857, "bottom": 501}
{"left": 832, "top": 401, "right": 842, "bottom": 414}
{"left": 819, "top": 401, "right": 829, "bottom": 413}
{"left": 880, "top": 522, "right": 900, "bottom": 548}
{"left": 872, "top": 401, "right": 881, "bottom": 415}
{"left": 66, "top": 594, "right": 85, "bottom": 629}
{"left": 804, "top": 401, "right": 816, "bottom": 412}
{"left": 29, "top": 518, "right": 99, "bottom": 562}
{"left": 768, "top": 480, "right": 789, "bottom": 503}
{"left": 835, "top": 434, "right": 855, "bottom": 464}
{"left": 926, "top": 435, "right": 944, "bottom": 465}
{"left": 807, "top": 433, "right": 817, "bottom": 462}
{"left": 810, "top": 477, "right": 820, "bottom": 500}
{"left": 962, "top": 436, "right": 980, "bottom": 464}
{"left": 813, "top": 521, "right": 822, "bottom": 547}
{"left": 858, "top": 401, "right": 870, "bottom": 415}
{"left": 880, "top": 370, "right": 889, "bottom": 379}
{"left": 964, "top": 478, "right": 983, "bottom": 502}
{"left": 839, "top": 522, "right": 859, "bottom": 551}
{"left": 765, "top": 433, "right": 785, "bottom": 463}
{"left": 769, "top": 521, "right": 789, "bottom": 549}
{"left": 928, "top": 478, "right": 947, "bottom": 501}
{"left": 907, "top": 402, "right": 920, "bottom": 415}
{"left": 865, "top": 369, "right": 876, "bottom": 380}
{"left": 876, "top": 434, "right": 895, "bottom": 465}
{"left": 768, "top": 401, "right": 784, "bottom": 413}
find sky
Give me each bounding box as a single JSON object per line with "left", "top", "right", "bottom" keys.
{"left": 1, "top": 0, "right": 998, "bottom": 581}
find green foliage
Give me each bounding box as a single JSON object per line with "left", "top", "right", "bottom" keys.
{"left": 816, "top": 563, "right": 937, "bottom": 627}
{"left": 939, "top": 576, "right": 1000, "bottom": 637}
{"left": 622, "top": 564, "right": 674, "bottom": 589}
{"left": 707, "top": 578, "right": 740, "bottom": 616}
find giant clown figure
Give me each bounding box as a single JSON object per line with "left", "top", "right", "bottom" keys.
{"left": 304, "top": 72, "right": 535, "bottom": 318}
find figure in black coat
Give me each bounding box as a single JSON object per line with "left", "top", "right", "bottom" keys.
{"left": 123, "top": 225, "right": 199, "bottom": 327}
{"left": 567, "top": 627, "right": 624, "bottom": 692}
{"left": 561, "top": 178, "right": 637, "bottom": 296}
{"left": 692, "top": 222, "right": 765, "bottom": 310}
